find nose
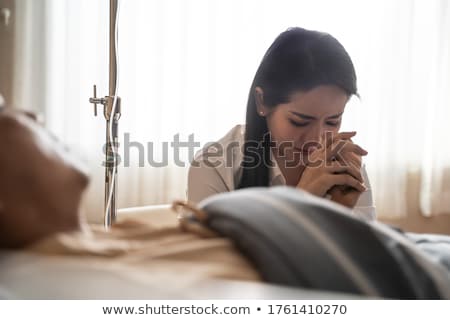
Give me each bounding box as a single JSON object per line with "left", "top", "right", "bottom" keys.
{"left": 298, "top": 124, "right": 323, "bottom": 151}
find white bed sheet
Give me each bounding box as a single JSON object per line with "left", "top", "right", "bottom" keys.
{"left": 0, "top": 250, "right": 362, "bottom": 299}
{"left": 0, "top": 205, "right": 362, "bottom": 299}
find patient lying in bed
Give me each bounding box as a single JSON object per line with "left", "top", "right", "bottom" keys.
{"left": 1, "top": 109, "right": 450, "bottom": 299}
{"left": 0, "top": 110, "right": 261, "bottom": 287}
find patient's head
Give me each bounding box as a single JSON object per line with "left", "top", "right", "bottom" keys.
{"left": 0, "top": 110, "right": 89, "bottom": 248}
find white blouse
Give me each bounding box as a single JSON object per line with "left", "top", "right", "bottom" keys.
{"left": 188, "top": 125, "right": 376, "bottom": 221}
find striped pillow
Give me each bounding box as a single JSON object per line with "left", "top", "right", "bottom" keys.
{"left": 194, "top": 186, "right": 450, "bottom": 299}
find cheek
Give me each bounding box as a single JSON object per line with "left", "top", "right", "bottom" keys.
{"left": 333, "top": 122, "right": 342, "bottom": 132}
{"left": 267, "top": 113, "right": 299, "bottom": 143}
{"left": 329, "top": 126, "right": 341, "bottom": 141}
{"left": 266, "top": 120, "right": 308, "bottom": 157}
{"left": 271, "top": 127, "right": 299, "bottom": 144}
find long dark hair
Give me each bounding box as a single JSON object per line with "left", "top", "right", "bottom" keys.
{"left": 237, "top": 27, "right": 358, "bottom": 189}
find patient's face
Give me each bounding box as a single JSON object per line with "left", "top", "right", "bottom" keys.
{"left": 0, "top": 110, "right": 89, "bottom": 248}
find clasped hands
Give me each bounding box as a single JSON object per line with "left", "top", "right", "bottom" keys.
{"left": 297, "top": 131, "right": 368, "bottom": 208}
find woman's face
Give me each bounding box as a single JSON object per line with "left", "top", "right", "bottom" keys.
{"left": 262, "top": 85, "right": 349, "bottom": 164}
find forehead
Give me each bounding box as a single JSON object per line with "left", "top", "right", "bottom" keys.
{"left": 282, "top": 85, "right": 348, "bottom": 117}
{"left": 0, "top": 111, "right": 89, "bottom": 179}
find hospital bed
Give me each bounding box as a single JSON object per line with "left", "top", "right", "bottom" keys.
{"left": 0, "top": 204, "right": 362, "bottom": 300}
{"left": 2, "top": 197, "right": 450, "bottom": 299}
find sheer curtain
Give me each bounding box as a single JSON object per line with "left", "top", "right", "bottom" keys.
{"left": 14, "top": 0, "right": 450, "bottom": 222}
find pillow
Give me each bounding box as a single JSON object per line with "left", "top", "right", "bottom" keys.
{"left": 185, "top": 186, "right": 450, "bottom": 299}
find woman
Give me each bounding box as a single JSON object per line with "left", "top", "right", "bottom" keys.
{"left": 188, "top": 27, "right": 375, "bottom": 220}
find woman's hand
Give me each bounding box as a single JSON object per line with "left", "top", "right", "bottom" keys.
{"left": 328, "top": 148, "right": 365, "bottom": 208}
{"left": 328, "top": 185, "right": 362, "bottom": 208}
{"left": 296, "top": 132, "right": 368, "bottom": 206}
{"left": 328, "top": 134, "right": 367, "bottom": 208}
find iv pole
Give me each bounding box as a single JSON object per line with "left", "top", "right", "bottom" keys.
{"left": 89, "top": 0, "right": 121, "bottom": 227}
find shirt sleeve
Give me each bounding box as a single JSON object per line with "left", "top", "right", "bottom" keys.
{"left": 353, "top": 164, "right": 376, "bottom": 221}
{"left": 187, "top": 125, "right": 244, "bottom": 204}
{"left": 187, "top": 159, "right": 230, "bottom": 204}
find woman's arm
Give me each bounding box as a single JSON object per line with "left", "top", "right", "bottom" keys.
{"left": 187, "top": 160, "right": 230, "bottom": 204}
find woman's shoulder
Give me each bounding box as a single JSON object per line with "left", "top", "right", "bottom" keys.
{"left": 217, "top": 124, "right": 245, "bottom": 145}
{"left": 188, "top": 125, "right": 245, "bottom": 200}
{"left": 193, "top": 124, "right": 245, "bottom": 162}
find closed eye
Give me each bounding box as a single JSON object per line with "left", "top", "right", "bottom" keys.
{"left": 326, "top": 121, "right": 341, "bottom": 127}
{"left": 289, "top": 119, "right": 309, "bottom": 127}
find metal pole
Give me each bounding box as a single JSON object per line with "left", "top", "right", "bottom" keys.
{"left": 104, "top": 0, "right": 119, "bottom": 227}
{"left": 89, "top": 0, "right": 121, "bottom": 228}
{"left": 109, "top": 0, "right": 117, "bottom": 97}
